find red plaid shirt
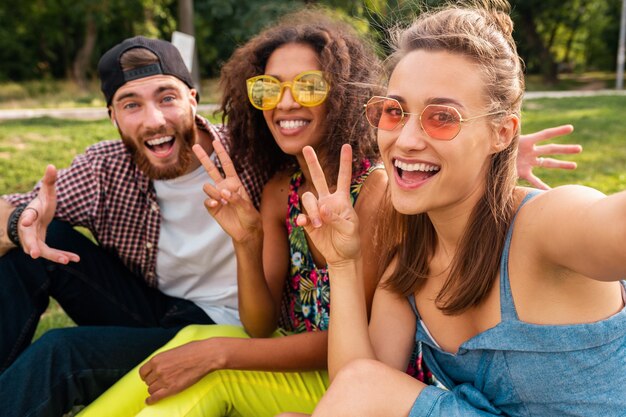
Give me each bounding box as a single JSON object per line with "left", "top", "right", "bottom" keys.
{"left": 2, "top": 117, "right": 267, "bottom": 287}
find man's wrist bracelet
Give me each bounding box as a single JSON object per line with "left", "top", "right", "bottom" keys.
{"left": 7, "top": 203, "right": 28, "bottom": 248}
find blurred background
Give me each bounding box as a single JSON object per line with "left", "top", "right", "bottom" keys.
{"left": 0, "top": 0, "right": 624, "bottom": 108}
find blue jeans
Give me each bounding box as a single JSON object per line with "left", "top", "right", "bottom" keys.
{"left": 0, "top": 220, "right": 214, "bottom": 417}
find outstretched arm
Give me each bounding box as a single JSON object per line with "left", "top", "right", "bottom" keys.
{"left": 526, "top": 186, "right": 626, "bottom": 281}
{"left": 517, "top": 124, "right": 581, "bottom": 189}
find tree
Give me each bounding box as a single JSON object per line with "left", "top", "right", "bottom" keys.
{"left": 511, "top": 0, "right": 618, "bottom": 82}
{"left": 0, "top": 0, "right": 622, "bottom": 87}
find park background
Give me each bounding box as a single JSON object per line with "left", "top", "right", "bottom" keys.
{"left": 0, "top": 0, "right": 625, "bottom": 377}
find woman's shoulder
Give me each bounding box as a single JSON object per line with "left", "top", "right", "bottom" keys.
{"left": 360, "top": 165, "right": 387, "bottom": 186}
{"left": 263, "top": 170, "right": 294, "bottom": 194}
{"left": 516, "top": 185, "right": 606, "bottom": 214}
{"left": 260, "top": 170, "right": 294, "bottom": 216}
{"left": 354, "top": 168, "right": 388, "bottom": 214}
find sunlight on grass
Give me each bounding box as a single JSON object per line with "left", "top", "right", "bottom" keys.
{"left": 0, "top": 79, "right": 105, "bottom": 109}
{"left": 521, "top": 95, "right": 626, "bottom": 194}
{"left": 524, "top": 71, "right": 617, "bottom": 92}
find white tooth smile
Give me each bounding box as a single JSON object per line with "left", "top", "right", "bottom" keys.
{"left": 146, "top": 136, "right": 174, "bottom": 146}
{"left": 394, "top": 160, "right": 440, "bottom": 172}
{"left": 279, "top": 120, "right": 309, "bottom": 129}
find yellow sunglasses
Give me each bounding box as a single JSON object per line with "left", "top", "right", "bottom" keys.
{"left": 246, "top": 70, "right": 329, "bottom": 110}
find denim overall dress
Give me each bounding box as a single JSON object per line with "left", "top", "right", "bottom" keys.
{"left": 408, "top": 192, "right": 626, "bottom": 417}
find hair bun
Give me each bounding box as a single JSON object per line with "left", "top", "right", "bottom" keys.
{"left": 490, "top": 9, "right": 514, "bottom": 37}
{"left": 462, "top": 0, "right": 514, "bottom": 37}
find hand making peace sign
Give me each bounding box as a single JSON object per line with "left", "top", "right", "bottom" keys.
{"left": 192, "top": 141, "right": 262, "bottom": 243}
{"left": 296, "top": 144, "right": 361, "bottom": 266}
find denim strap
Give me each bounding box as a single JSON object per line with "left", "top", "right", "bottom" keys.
{"left": 498, "top": 190, "right": 542, "bottom": 321}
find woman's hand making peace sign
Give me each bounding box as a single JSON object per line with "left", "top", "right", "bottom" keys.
{"left": 296, "top": 144, "right": 362, "bottom": 266}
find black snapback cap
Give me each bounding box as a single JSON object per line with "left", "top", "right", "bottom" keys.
{"left": 98, "top": 36, "right": 198, "bottom": 105}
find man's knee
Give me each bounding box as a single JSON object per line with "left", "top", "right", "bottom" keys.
{"left": 34, "top": 327, "right": 102, "bottom": 362}
{"left": 46, "top": 220, "right": 94, "bottom": 251}
{"left": 34, "top": 328, "right": 76, "bottom": 354}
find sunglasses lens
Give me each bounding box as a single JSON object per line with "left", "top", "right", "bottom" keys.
{"left": 365, "top": 97, "right": 403, "bottom": 131}
{"left": 247, "top": 71, "right": 329, "bottom": 110}
{"left": 247, "top": 77, "right": 281, "bottom": 110}
{"left": 421, "top": 105, "right": 461, "bottom": 140}
{"left": 293, "top": 72, "right": 328, "bottom": 107}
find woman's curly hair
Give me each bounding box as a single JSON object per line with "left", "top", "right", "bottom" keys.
{"left": 220, "top": 7, "right": 382, "bottom": 184}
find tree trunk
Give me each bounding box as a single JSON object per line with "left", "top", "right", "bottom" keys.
{"left": 178, "top": 0, "right": 200, "bottom": 91}
{"left": 517, "top": 7, "right": 559, "bottom": 84}
{"left": 72, "top": 14, "right": 97, "bottom": 92}
{"left": 563, "top": 2, "right": 587, "bottom": 65}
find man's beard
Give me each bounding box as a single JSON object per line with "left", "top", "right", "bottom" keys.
{"left": 119, "top": 114, "right": 196, "bottom": 180}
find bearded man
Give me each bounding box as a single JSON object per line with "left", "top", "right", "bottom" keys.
{"left": 0, "top": 36, "right": 266, "bottom": 417}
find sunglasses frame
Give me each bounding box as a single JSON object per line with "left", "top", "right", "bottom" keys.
{"left": 364, "top": 96, "right": 505, "bottom": 141}
{"left": 246, "top": 70, "right": 330, "bottom": 111}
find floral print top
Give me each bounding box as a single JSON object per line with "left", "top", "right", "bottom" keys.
{"left": 282, "top": 159, "right": 379, "bottom": 333}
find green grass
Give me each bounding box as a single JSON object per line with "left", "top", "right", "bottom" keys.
{"left": 0, "top": 79, "right": 105, "bottom": 109}
{"left": 0, "top": 118, "right": 117, "bottom": 194}
{"left": 1, "top": 95, "right": 625, "bottom": 338}
{"left": 521, "top": 95, "right": 626, "bottom": 194}
{"left": 524, "top": 71, "right": 619, "bottom": 92}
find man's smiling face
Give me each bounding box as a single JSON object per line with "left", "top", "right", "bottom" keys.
{"left": 110, "top": 74, "right": 198, "bottom": 180}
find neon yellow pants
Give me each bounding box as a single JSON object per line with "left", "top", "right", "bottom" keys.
{"left": 78, "top": 325, "right": 329, "bottom": 417}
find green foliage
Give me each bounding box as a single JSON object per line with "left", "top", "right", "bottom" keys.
{"left": 0, "top": 0, "right": 176, "bottom": 81}
{"left": 511, "top": 0, "right": 620, "bottom": 77}
{"left": 194, "top": 0, "right": 299, "bottom": 77}
{"left": 584, "top": 0, "right": 623, "bottom": 71}
{"left": 0, "top": 0, "right": 622, "bottom": 83}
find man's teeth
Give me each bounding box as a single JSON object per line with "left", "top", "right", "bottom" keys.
{"left": 394, "top": 160, "right": 440, "bottom": 172}
{"left": 146, "top": 136, "right": 174, "bottom": 146}
{"left": 279, "top": 120, "right": 309, "bottom": 129}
